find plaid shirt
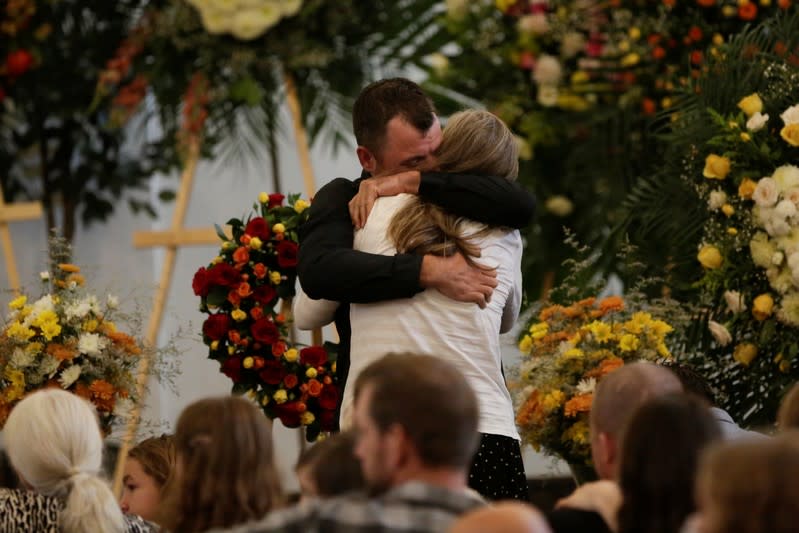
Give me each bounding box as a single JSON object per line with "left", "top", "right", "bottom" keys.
{"left": 210, "top": 481, "right": 486, "bottom": 533}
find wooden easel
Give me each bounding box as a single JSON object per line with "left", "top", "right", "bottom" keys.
{"left": 0, "top": 184, "right": 43, "bottom": 294}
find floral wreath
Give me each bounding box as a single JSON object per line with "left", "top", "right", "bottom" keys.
{"left": 193, "top": 192, "right": 338, "bottom": 441}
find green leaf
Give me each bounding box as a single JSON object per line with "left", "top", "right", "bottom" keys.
{"left": 206, "top": 286, "right": 228, "bottom": 307}
{"left": 158, "top": 189, "right": 176, "bottom": 202}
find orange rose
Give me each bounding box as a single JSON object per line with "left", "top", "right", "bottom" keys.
{"left": 284, "top": 374, "right": 299, "bottom": 389}
{"left": 237, "top": 282, "right": 252, "bottom": 298}
{"left": 233, "top": 246, "right": 250, "bottom": 264}
{"left": 253, "top": 263, "right": 267, "bottom": 279}
{"left": 239, "top": 234, "right": 252, "bottom": 245}
{"left": 307, "top": 379, "right": 323, "bottom": 397}
{"left": 250, "top": 306, "right": 264, "bottom": 320}
{"left": 227, "top": 290, "right": 241, "bottom": 306}
{"left": 272, "top": 341, "right": 287, "bottom": 357}
{"left": 228, "top": 330, "right": 242, "bottom": 344}
{"left": 253, "top": 356, "right": 265, "bottom": 370}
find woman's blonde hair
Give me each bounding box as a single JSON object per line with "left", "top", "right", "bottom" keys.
{"left": 160, "top": 396, "right": 283, "bottom": 533}
{"left": 697, "top": 434, "right": 799, "bottom": 533}
{"left": 778, "top": 382, "right": 799, "bottom": 430}
{"left": 388, "top": 109, "right": 518, "bottom": 264}
{"left": 4, "top": 389, "right": 125, "bottom": 533}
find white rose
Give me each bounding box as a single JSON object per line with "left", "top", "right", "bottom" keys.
{"left": 518, "top": 14, "right": 550, "bottom": 35}
{"left": 784, "top": 187, "right": 799, "bottom": 207}
{"left": 724, "top": 290, "right": 747, "bottom": 314}
{"left": 199, "top": 7, "right": 233, "bottom": 34}
{"left": 773, "top": 251, "right": 785, "bottom": 266}
{"left": 561, "top": 32, "right": 586, "bottom": 58}
{"left": 230, "top": 6, "right": 281, "bottom": 40}
{"left": 750, "top": 232, "right": 777, "bottom": 268}
{"left": 545, "top": 195, "right": 574, "bottom": 217}
{"left": 753, "top": 177, "right": 779, "bottom": 207}
{"left": 746, "top": 112, "right": 769, "bottom": 132}
{"left": 781, "top": 103, "right": 799, "bottom": 126}
{"left": 776, "top": 199, "right": 798, "bottom": 219}
{"left": 708, "top": 190, "right": 727, "bottom": 210}
{"left": 769, "top": 267, "right": 794, "bottom": 294}
{"left": 533, "top": 55, "right": 563, "bottom": 86}
{"left": 537, "top": 85, "right": 559, "bottom": 107}
{"left": 773, "top": 165, "right": 799, "bottom": 192}
{"left": 769, "top": 215, "right": 792, "bottom": 237}
{"left": 788, "top": 252, "right": 799, "bottom": 270}
{"left": 708, "top": 320, "right": 732, "bottom": 347}
{"left": 279, "top": 0, "right": 303, "bottom": 17}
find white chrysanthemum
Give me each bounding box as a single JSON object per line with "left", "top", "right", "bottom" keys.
{"left": 724, "top": 290, "right": 747, "bottom": 314}
{"left": 576, "top": 377, "right": 597, "bottom": 395}
{"left": 106, "top": 294, "right": 119, "bottom": 309}
{"left": 753, "top": 177, "right": 779, "bottom": 207}
{"left": 533, "top": 55, "right": 563, "bottom": 86}
{"left": 78, "top": 332, "right": 106, "bottom": 356}
{"left": 708, "top": 190, "right": 727, "bottom": 210}
{"left": 199, "top": 7, "right": 233, "bottom": 34}
{"left": 59, "top": 365, "right": 82, "bottom": 389}
{"left": 767, "top": 216, "right": 792, "bottom": 237}
{"left": 65, "top": 301, "right": 92, "bottom": 321}
{"left": 39, "top": 271, "right": 49, "bottom": 281}
{"left": 788, "top": 252, "right": 799, "bottom": 271}
{"left": 113, "top": 396, "right": 135, "bottom": 417}
{"left": 773, "top": 251, "right": 785, "bottom": 266}
{"left": 746, "top": 112, "right": 769, "bottom": 132}
{"left": 40, "top": 355, "right": 61, "bottom": 379}
{"left": 781, "top": 104, "right": 799, "bottom": 126}
{"left": 777, "top": 293, "right": 799, "bottom": 326}
{"left": 9, "top": 347, "right": 35, "bottom": 369}
{"left": 773, "top": 165, "right": 799, "bottom": 192}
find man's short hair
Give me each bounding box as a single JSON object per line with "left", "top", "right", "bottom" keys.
{"left": 662, "top": 361, "right": 717, "bottom": 405}
{"left": 352, "top": 78, "right": 436, "bottom": 153}
{"left": 591, "top": 361, "right": 683, "bottom": 437}
{"left": 353, "top": 353, "right": 479, "bottom": 469}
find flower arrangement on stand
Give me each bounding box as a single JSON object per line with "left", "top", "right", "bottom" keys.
{"left": 193, "top": 193, "right": 338, "bottom": 441}
{"left": 515, "top": 294, "right": 677, "bottom": 470}
{"left": 0, "top": 240, "right": 155, "bottom": 432}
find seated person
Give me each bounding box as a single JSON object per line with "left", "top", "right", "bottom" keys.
{"left": 295, "top": 431, "right": 363, "bottom": 500}
{"left": 120, "top": 434, "right": 175, "bottom": 523}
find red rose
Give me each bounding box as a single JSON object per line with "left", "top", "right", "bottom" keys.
{"left": 318, "top": 384, "right": 339, "bottom": 410}
{"left": 245, "top": 217, "right": 270, "bottom": 240}
{"left": 207, "top": 263, "right": 240, "bottom": 288}
{"left": 275, "top": 401, "right": 303, "bottom": 428}
{"left": 319, "top": 409, "right": 337, "bottom": 431}
{"left": 252, "top": 285, "right": 277, "bottom": 305}
{"left": 276, "top": 241, "right": 299, "bottom": 268}
{"left": 259, "top": 360, "right": 286, "bottom": 385}
{"left": 268, "top": 194, "right": 285, "bottom": 208}
{"left": 6, "top": 50, "right": 34, "bottom": 77}
{"left": 220, "top": 357, "right": 243, "bottom": 383}
{"left": 192, "top": 267, "right": 211, "bottom": 296}
{"left": 300, "top": 346, "right": 328, "bottom": 367}
{"left": 251, "top": 318, "right": 279, "bottom": 344}
{"left": 203, "top": 314, "right": 231, "bottom": 341}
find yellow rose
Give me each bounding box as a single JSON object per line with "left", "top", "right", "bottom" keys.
{"left": 738, "top": 178, "right": 757, "bottom": 199}
{"left": 294, "top": 199, "right": 310, "bottom": 214}
{"left": 231, "top": 309, "right": 247, "bottom": 322}
{"left": 698, "top": 245, "right": 723, "bottom": 269}
{"left": 258, "top": 192, "right": 269, "bottom": 204}
{"left": 752, "top": 293, "right": 774, "bottom": 321}
{"left": 306, "top": 367, "right": 318, "bottom": 379}
{"left": 712, "top": 33, "right": 724, "bottom": 45}
{"left": 249, "top": 237, "right": 263, "bottom": 250}
{"left": 733, "top": 343, "right": 758, "bottom": 366}
{"left": 300, "top": 412, "right": 315, "bottom": 425}
{"left": 721, "top": 204, "right": 735, "bottom": 217}
{"left": 243, "top": 356, "right": 254, "bottom": 369}
{"left": 270, "top": 271, "right": 282, "bottom": 285}
{"left": 211, "top": 340, "right": 219, "bottom": 350}
{"left": 284, "top": 348, "right": 298, "bottom": 362}
{"left": 629, "top": 27, "right": 641, "bottom": 40}
{"left": 228, "top": 345, "right": 235, "bottom": 355}
{"left": 781, "top": 124, "right": 799, "bottom": 147}
{"left": 740, "top": 132, "right": 751, "bottom": 142}
{"left": 273, "top": 389, "right": 288, "bottom": 404}
{"left": 737, "top": 93, "right": 763, "bottom": 117}
{"left": 727, "top": 227, "right": 738, "bottom": 235}
{"left": 703, "top": 154, "right": 731, "bottom": 180}
{"left": 272, "top": 223, "right": 285, "bottom": 234}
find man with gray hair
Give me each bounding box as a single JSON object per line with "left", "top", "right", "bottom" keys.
{"left": 548, "top": 361, "right": 683, "bottom": 533}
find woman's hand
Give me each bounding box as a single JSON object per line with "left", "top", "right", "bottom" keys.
{"left": 349, "top": 171, "right": 421, "bottom": 228}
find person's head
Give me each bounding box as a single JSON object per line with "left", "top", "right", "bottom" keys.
{"left": 662, "top": 361, "right": 717, "bottom": 405}
{"left": 161, "top": 396, "right": 282, "bottom": 533}
{"left": 777, "top": 382, "right": 799, "bottom": 430}
{"left": 448, "top": 502, "right": 553, "bottom": 533}
{"left": 295, "top": 430, "right": 364, "bottom": 499}
{"left": 353, "top": 78, "right": 442, "bottom": 175}
{"left": 120, "top": 434, "right": 175, "bottom": 522}
{"left": 590, "top": 362, "right": 682, "bottom": 480}
{"left": 616, "top": 394, "right": 721, "bottom": 533}
{"left": 3, "top": 389, "right": 125, "bottom": 533}
{"left": 388, "top": 109, "right": 518, "bottom": 264}
{"left": 695, "top": 433, "right": 799, "bottom": 533}
{"left": 352, "top": 353, "right": 479, "bottom": 495}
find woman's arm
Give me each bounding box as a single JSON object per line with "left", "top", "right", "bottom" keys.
{"left": 292, "top": 284, "right": 339, "bottom": 331}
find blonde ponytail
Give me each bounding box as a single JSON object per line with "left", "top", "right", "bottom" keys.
{"left": 4, "top": 389, "right": 125, "bottom": 533}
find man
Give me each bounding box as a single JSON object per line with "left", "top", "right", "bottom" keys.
{"left": 548, "top": 362, "right": 683, "bottom": 533}
{"left": 213, "top": 353, "right": 486, "bottom": 533}
{"left": 449, "top": 502, "right": 553, "bottom": 533}
{"left": 297, "top": 77, "right": 535, "bottom": 431}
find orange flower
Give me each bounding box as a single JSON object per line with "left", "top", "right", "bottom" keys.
{"left": 233, "top": 246, "right": 250, "bottom": 264}
{"left": 239, "top": 234, "right": 252, "bottom": 246}
{"left": 563, "top": 305, "right": 584, "bottom": 319}
{"left": 688, "top": 26, "right": 703, "bottom": 42}
{"left": 284, "top": 374, "right": 298, "bottom": 389}
{"left": 272, "top": 341, "right": 287, "bottom": 357}
{"left": 539, "top": 305, "right": 564, "bottom": 321}
{"left": 564, "top": 393, "right": 593, "bottom": 417}
{"left": 276, "top": 313, "right": 286, "bottom": 324}
{"left": 67, "top": 273, "right": 85, "bottom": 286}
{"left": 58, "top": 263, "right": 80, "bottom": 273}
{"left": 253, "top": 263, "right": 267, "bottom": 279}
{"left": 107, "top": 331, "right": 140, "bottom": 354}
{"left": 74, "top": 383, "right": 92, "bottom": 400}
{"left": 690, "top": 50, "right": 703, "bottom": 65}
{"left": 697, "top": 0, "right": 715, "bottom": 6}
{"left": 652, "top": 46, "right": 666, "bottom": 60}
{"left": 46, "top": 343, "right": 76, "bottom": 361}
{"left": 642, "top": 98, "right": 657, "bottom": 115}
{"left": 89, "top": 380, "right": 116, "bottom": 412}
{"left": 576, "top": 297, "right": 596, "bottom": 308}
{"left": 237, "top": 282, "right": 252, "bottom": 298}
{"left": 250, "top": 306, "right": 264, "bottom": 320}
{"left": 516, "top": 390, "right": 544, "bottom": 426}
{"left": 227, "top": 290, "right": 242, "bottom": 306}
{"left": 738, "top": 2, "right": 757, "bottom": 20}
{"left": 307, "top": 379, "right": 323, "bottom": 397}
{"left": 598, "top": 296, "right": 625, "bottom": 314}
{"left": 228, "top": 330, "right": 242, "bottom": 344}
{"left": 586, "top": 357, "right": 625, "bottom": 378}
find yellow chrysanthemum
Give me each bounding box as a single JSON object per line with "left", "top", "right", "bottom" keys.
{"left": 83, "top": 319, "right": 99, "bottom": 333}
{"left": 8, "top": 295, "right": 26, "bottom": 310}
{"left": 519, "top": 335, "right": 533, "bottom": 353}
{"left": 619, "top": 334, "right": 640, "bottom": 352}
{"left": 542, "top": 390, "right": 565, "bottom": 412}
{"left": 3, "top": 368, "right": 25, "bottom": 402}
{"left": 650, "top": 320, "right": 674, "bottom": 338}
{"left": 273, "top": 389, "right": 288, "bottom": 404}
{"left": 6, "top": 322, "right": 35, "bottom": 341}
{"left": 563, "top": 347, "right": 584, "bottom": 359}
{"left": 657, "top": 343, "right": 671, "bottom": 358}
{"left": 40, "top": 321, "right": 62, "bottom": 341}
{"left": 563, "top": 420, "right": 590, "bottom": 445}
{"left": 584, "top": 321, "right": 613, "bottom": 342}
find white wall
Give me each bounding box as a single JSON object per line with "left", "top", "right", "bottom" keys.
{"left": 0, "top": 106, "right": 568, "bottom": 490}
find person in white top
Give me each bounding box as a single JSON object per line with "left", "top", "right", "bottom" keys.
{"left": 294, "top": 109, "right": 528, "bottom": 501}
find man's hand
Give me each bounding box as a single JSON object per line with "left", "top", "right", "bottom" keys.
{"left": 419, "top": 253, "right": 498, "bottom": 308}
{"left": 349, "top": 171, "right": 421, "bottom": 229}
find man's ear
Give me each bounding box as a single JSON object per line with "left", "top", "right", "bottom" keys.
{"left": 357, "top": 146, "right": 377, "bottom": 173}
{"left": 383, "top": 423, "right": 411, "bottom": 471}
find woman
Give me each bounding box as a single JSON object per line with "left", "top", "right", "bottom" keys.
{"left": 295, "top": 109, "right": 526, "bottom": 500}
{"left": 159, "top": 396, "right": 283, "bottom": 532}
{"left": 120, "top": 434, "right": 175, "bottom": 523}
{"left": 0, "top": 389, "right": 152, "bottom": 533}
